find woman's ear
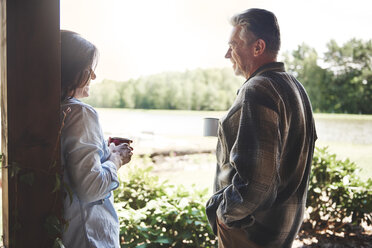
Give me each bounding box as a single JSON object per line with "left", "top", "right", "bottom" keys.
{"left": 82, "top": 69, "right": 92, "bottom": 84}
{"left": 77, "top": 68, "right": 92, "bottom": 88}
{"left": 254, "top": 39, "right": 266, "bottom": 56}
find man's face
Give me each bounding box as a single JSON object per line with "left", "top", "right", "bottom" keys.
{"left": 225, "top": 26, "right": 256, "bottom": 79}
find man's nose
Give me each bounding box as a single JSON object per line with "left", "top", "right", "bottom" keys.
{"left": 225, "top": 48, "right": 231, "bottom": 59}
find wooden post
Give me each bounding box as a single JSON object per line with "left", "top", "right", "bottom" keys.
{"left": 0, "top": 0, "right": 8, "bottom": 245}
{"left": 1, "top": 0, "right": 61, "bottom": 247}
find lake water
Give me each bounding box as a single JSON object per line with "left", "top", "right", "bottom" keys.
{"left": 96, "top": 109, "right": 372, "bottom": 145}
{"left": 96, "top": 109, "right": 372, "bottom": 182}
{"left": 315, "top": 117, "right": 372, "bottom": 144}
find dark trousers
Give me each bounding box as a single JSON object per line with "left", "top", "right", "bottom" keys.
{"left": 216, "top": 218, "right": 262, "bottom": 248}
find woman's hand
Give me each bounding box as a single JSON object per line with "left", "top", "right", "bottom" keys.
{"left": 108, "top": 143, "right": 133, "bottom": 170}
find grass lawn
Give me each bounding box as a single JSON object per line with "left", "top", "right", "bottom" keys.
{"left": 142, "top": 143, "right": 371, "bottom": 194}
{"left": 314, "top": 112, "right": 372, "bottom": 120}
{"left": 316, "top": 141, "right": 372, "bottom": 181}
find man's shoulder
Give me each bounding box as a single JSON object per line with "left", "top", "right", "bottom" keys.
{"left": 240, "top": 75, "right": 276, "bottom": 94}
{"left": 237, "top": 72, "right": 295, "bottom": 105}
{"left": 247, "top": 70, "right": 300, "bottom": 92}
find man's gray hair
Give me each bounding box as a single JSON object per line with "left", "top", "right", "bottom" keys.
{"left": 231, "top": 8, "right": 281, "bottom": 57}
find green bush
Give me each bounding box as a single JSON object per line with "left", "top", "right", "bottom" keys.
{"left": 114, "top": 148, "right": 372, "bottom": 246}
{"left": 114, "top": 164, "right": 217, "bottom": 248}
{"left": 306, "top": 147, "right": 372, "bottom": 233}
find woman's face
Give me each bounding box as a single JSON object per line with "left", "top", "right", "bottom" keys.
{"left": 74, "top": 68, "right": 96, "bottom": 99}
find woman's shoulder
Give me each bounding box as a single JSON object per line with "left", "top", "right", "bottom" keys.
{"left": 62, "top": 98, "right": 96, "bottom": 113}
{"left": 61, "top": 98, "right": 98, "bottom": 121}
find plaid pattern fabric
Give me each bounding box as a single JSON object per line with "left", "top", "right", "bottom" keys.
{"left": 206, "top": 62, "right": 317, "bottom": 248}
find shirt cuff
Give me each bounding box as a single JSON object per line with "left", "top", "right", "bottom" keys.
{"left": 102, "top": 160, "right": 120, "bottom": 194}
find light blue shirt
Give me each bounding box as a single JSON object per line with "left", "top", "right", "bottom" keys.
{"left": 61, "top": 98, "right": 120, "bottom": 248}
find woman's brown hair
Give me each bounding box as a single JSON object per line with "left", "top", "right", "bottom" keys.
{"left": 61, "top": 30, "right": 98, "bottom": 101}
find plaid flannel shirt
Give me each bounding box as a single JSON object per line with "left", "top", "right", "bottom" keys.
{"left": 206, "top": 62, "right": 317, "bottom": 248}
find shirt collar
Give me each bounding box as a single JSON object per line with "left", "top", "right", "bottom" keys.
{"left": 248, "top": 62, "right": 285, "bottom": 80}
{"left": 62, "top": 97, "right": 81, "bottom": 105}
{"left": 237, "top": 62, "right": 285, "bottom": 95}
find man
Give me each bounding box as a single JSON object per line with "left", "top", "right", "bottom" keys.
{"left": 206, "top": 8, "right": 317, "bottom": 248}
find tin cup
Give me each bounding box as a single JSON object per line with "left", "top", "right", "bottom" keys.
{"left": 203, "top": 118, "right": 219, "bottom": 137}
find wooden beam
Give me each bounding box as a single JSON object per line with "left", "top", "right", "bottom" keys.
{"left": 1, "top": 0, "right": 9, "bottom": 245}
{"left": 1, "top": 0, "right": 61, "bottom": 247}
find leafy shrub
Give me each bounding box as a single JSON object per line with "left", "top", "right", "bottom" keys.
{"left": 114, "top": 164, "right": 217, "bottom": 248}
{"left": 114, "top": 148, "right": 372, "bottom": 247}
{"left": 306, "top": 147, "right": 372, "bottom": 233}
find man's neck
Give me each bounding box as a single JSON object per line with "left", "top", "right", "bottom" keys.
{"left": 245, "top": 56, "right": 277, "bottom": 79}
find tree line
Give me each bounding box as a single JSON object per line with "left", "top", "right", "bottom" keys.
{"left": 84, "top": 38, "right": 372, "bottom": 114}
{"left": 84, "top": 68, "right": 243, "bottom": 111}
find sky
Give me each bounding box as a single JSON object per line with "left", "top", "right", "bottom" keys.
{"left": 60, "top": 0, "right": 372, "bottom": 82}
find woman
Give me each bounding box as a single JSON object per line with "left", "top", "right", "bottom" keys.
{"left": 60, "top": 30, "right": 132, "bottom": 247}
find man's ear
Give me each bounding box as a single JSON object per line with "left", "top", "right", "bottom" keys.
{"left": 254, "top": 39, "right": 266, "bottom": 56}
